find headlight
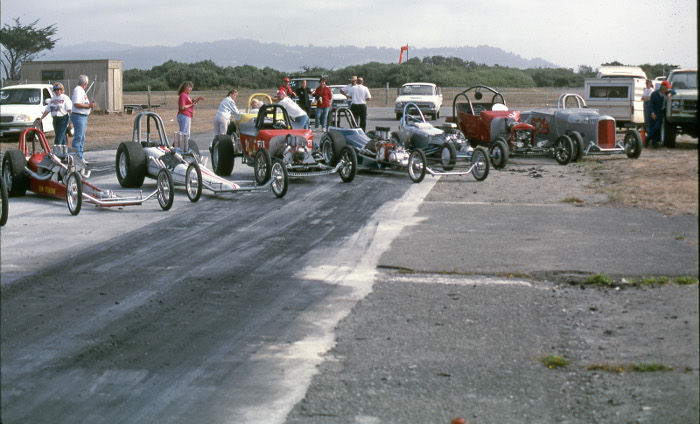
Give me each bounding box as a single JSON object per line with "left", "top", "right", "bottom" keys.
{"left": 15, "top": 114, "right": 31, "bottom": 122}
{"left": 671, "top": 100, "right": 681, "bottom": 109}
{"left": 395, "top": 102, "right": 402, "bottom": 108}
{"left": 430, "top": 103, "right": 436, "bottom": 109}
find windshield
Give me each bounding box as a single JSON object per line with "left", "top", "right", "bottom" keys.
{"left": 290, "top": 79, "right": 320, "bottom": 92}
{"left": 400, "top": 85, "right": 435, "bottom": 96}
{"left": 0, "top": 88, "right": 42, "bottom": 105}
{"left": 669, "top": 72, "right": 697, "bottom": 90}
{"left": 330, "top": 86, "right": 343, "bottom": 95}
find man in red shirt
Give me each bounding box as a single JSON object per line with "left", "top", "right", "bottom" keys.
{"left": 313, "top": 78, "right": 332, "bottom": 130}
{"left": 279, "top": 77, "right": 296, "bottom": 98}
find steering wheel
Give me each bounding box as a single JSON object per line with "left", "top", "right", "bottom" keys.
{"left": 273, "top": 120, "right": 287, "bottom": 129}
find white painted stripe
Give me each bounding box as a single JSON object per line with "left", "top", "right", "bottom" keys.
{"left": 233, "top": 177, "right": 439, "bottom": 424}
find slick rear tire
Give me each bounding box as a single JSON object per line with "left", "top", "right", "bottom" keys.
{"left": 0, "top": 172, "right": 9, "bottom": 226}
{"left": 438, "top": 142, "right": 457, "bottom": 171}
{"left": 321, "top": 131, "right": 347, "bottom": 165}
{"left": 569, "top": 131, "right": 585, "bottom": 162}
{"left": 116, "top": 142, "right": 147, "bottom": 188}
{"left": 211, "top": 135, "right": 235, "bottom": 176}
{"left": 2, "top": 149, "right": 29, "bottom": 197}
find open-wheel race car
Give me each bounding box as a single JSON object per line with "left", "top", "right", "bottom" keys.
{"left": 209, "top": 103, "right": 357, "bottom": 183}
{"left": 388, "top": 103, "right": 489, "bottom": 182}
{"left": 116, "top": 112, "right": 288, "bottom": 199}
{"left": 520, "top": 93, "right": 642, "bottom": 161}
{"left": 448, "top": 85, "right": 574, "bottom": 168}
{"left": 2, "top": 128, "right": 174, "bottom": 215}
{"left": 224, "top": 93, "right": 272, "bottom": 137}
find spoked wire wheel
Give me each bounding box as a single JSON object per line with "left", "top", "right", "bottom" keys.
{"left": 270, "top": 159, "right": 289, "bottom": 198}
{"left": 408, "top": 150, "right": 427, "bottom": 183}
{"left": 156, "top": 168, "right": 175, "bottom": 210}
{"left": 185, "top": 163, "right": 203, "bottom": 202}
{"left": 66, "top": 171, "right": 83, "bottom": 216}
{"left": 470, "top": 147, "right": 490, "bottom": 181}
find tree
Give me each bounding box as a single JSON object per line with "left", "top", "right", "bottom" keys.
{"left": 0, "top": 18, "right": 59, "bottom": 81}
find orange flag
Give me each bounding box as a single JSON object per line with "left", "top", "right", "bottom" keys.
{"left": 399, "top": 45, "right": 409, "bottom": 64}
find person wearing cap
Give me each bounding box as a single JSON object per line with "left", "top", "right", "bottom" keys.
{"left": 70, "top": 75, "right": 96, "bottom": 161}
{"left": 276, "top": 89, "right": 310, "bottom": 129}
{"left": 647, "top": 80, "right": 673, "bottom": 148}
{"left": 40, "top": 82, "right": 73, "bottom": 146}
{"left": 279, "top": 77, "right": 297, "bottom": 98}
{"left": 348, "top": 77, "right": 371, "bottom": 132}
{"left": 340, "top": 76, "right": 357, "bottom": 106}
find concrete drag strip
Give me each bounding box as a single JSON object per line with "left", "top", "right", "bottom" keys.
{"left": 233, "top": 177, "right": 438, "bottom": 424}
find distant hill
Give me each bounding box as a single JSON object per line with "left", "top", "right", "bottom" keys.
{"left": 41, "top": 39, "right": 559, "bottom": 71}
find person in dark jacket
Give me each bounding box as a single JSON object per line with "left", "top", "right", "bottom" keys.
{"left": 296, "top": 80, "right": 313, "bottom": 115}
{"left": 646, "top": 80, "right": 671, "bottom": 148}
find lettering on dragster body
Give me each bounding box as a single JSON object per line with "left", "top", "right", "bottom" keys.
{"left": 530, "top": 117, "right": 550, "bottom": 135}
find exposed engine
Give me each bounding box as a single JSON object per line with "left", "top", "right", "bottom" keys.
{"left": 376, "top": 140, "right": 409, "bottom": 166}
{"left": 512, "top": 129, "right": 533, "bottom": 148}
{"left": 279, "top": 135, "right": 314, "bottom": 165}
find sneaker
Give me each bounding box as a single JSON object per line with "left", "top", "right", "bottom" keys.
{"left": 83, "top": 158, "right": 90, "bottom": 165}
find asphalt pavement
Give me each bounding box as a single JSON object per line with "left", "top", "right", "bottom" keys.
{"left": 1, "top": 106, "right": 698, "bottom": 424}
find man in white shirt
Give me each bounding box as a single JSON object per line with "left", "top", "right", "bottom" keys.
{"left": 276, "top": 90, "right": 310, "bottom": 129}
{"left": 348, "top": 77, "right": 371, "bottom": 131}
{"left": 70, "top": 75, "right": 96, "bottom": 161}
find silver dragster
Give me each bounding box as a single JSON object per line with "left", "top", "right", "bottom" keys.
{"left": 115, "top": 112, "right": 288, "bottom": 199}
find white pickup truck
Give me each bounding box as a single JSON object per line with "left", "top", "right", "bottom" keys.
{"left": 662, "top": 69, "right": 697, "bottom": 147}
{"left": 394, "top": 82, "right": 443, "bottom": 120}
{"left": 583, "top": 66, "right": 648, "bottom": 128}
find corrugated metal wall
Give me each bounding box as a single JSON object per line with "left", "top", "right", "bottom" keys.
{"left": 18, "top": 60, "right": 123, "bottom": 113}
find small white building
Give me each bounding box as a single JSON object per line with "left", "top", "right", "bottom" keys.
{"left": 20, "top": 59, "right": 123, "bottom": 113}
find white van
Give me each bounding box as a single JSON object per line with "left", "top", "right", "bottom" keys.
{"left": 584, "top": 66, "right": 648, "bottom": 128}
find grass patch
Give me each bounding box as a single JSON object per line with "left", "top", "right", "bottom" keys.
{"left": 584, "top": 274, "right": 613, "bottom": 286}
{"left": 675, "top": 276, "right": 698, "bottom": 285}
{"left": 587, "top": 362, "right": 673, "bottom": 373}
{"left": 561, "top": 196, "right": 585, "bottom": 204}
{"left": 540, "top": 355, "right": 570, "bottom": 369}
{"left": 633, "top": 276, "right": 671, "bottom": 286}
{"left": 624, "top": 275, "right": 698, "bottom": 286}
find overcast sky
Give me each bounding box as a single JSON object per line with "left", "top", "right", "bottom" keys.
{"left": 2, "top": 0, "right": 697, "bottom": 69}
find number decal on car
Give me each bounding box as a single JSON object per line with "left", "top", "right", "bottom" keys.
{"left": 530, "top": 117, "right": 550, "bottom": 135}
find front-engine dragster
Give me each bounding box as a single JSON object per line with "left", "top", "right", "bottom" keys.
{"left": 2, "top": 128, "right": 174, "bottom": 215}
{"left": 210, "top": 104, "right": 356, "bottom": 184}
{"left": 386, "top": 103, "right": 489, "bottom": 183}
{"left": 116, "top": 112, "right": 288, "bottom": 199}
